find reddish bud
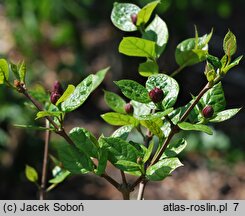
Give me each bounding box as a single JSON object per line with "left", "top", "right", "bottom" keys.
{"left": 131, "top": 13, "right": 137, "bottom": 25}
{"left": 202, "top": 105, "right": 214, "bottom": 118}
{"left": 124, "top": 103, "right": 134, "bottom": 114}
{"left": 149, "top": 87, "right": 164, "bottom": 103}
{"left": 50, "top": 92, "right": 61, "bottom": 105}
{"left": 14, "top": 79, "right": 21, "bottom": 88}
{"left": 52, "top": 81, "right": 64, "bottom": 95}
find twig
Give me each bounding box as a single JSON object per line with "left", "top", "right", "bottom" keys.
{"left": 137, "top": 180, "right": 148, "bottom": 200}
{"left": 120, "top": 170, "right": 127, "bottom": 185}
{"left": 170, "top": 65, "right": 186, "bottom": 77}
{"left": 40, "top": 120, "right": 51, "bottom": 200}
{"left": 151, "top": 82, "right": 212, "bottom": 166}
{"left": 101, "top": 173, "right": 120, "bottom": 190}
{"left": 17, "top": 83, "right": 124, "bottom": 198}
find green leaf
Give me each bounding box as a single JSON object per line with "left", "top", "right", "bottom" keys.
{"left": 56, "top": 142, "right": 94, "bottom": 174}
{"left": 10, "top": 62, "right": 20, "bottom": 80}
{"left": 131, "top": 100, "right": 152, "bottom": 116}
{"left": 99, "top": 137, "right": 139, "bottom": 166}
{"left": 115, "top": 160, "right": 141, "bottom": 172}
{"left": 143, "top": 15, "right": 169, "bottom": 56}
{"left": 204, "top": 62, "right": 216, "bottom": 82}
{"left": 91, "top": 67, "right": 109, "bottom": 90}
{"left": 140, "top": 120, "right": 163, "bottom": 138}
{"left": 222, "top": 55, "right": 243, "bottom": 74}
{"left": 69, "top": 127, "right": 98, "bottom": 158}
{"left": 201, "top": 82, "right": 226, "bottom": 113}
{"left": 136, "top": 108, "right": 173, "bottom": 120}
{"left": 49, "top": 167, "right": 70, "bottom": 184}
{"left": 161, "top": 139, "right": 187, "bottom": 159}
{"left": 111, "top": 2, "right": 140, "bottom": 32}
{"left": 221, "top": 55, "right": 228, "bottom": 69}
{"left": 13, "top": 124, "right": 55, "bottom": 131}
{"left": 104, "top": 90, "right": 126, "bottom": 113}
{"left": 25, "top": 165, "right": 38, "bottom": 183}
{"left": 178, "top": 122, "right": 213, "bottom": 135}
{"left": 111, "top": 125, "right": 134, "bottom": 140}
{"left": 56, "top": 85, "right": 75, "bottom": 106}
{"left": 210, "top": 108, "right": 241, "bottom": 123}
{"left": 0, "top": 59, "right": 9, "bottom": 84}
{"left": 119, "top": 37, "right": 157, "bottom": 58}
{"left": 146, "top": 74, "right": 179, "bottom": 108}
{"left": 136, "top": 0, "right": 160, "bottom": 26}
{"left": 146, "top": 157, "right": 183, "bottom": 181}
{"left": 96, "top": 148, "right": 108, "bottom": 176}
{"left": 101, "top": 112, "right": 139, "bottom": 126}
{"left": 143, "top": 140, "right": 154, "bottom": 163}
{"left": 61, "top": 67, "right": 108, "bottom": 112}
{"left": 175, "top": 31, "right": 212, "bottom": 67}
{"left": 207, "top": 54, "right": 222, "bottom": 68}
{"left": 115, "top": 80, "right": 151, "bottom": 103}
{"left": 35, "top": 111, "right": 63, "bottom": 120}
{"left": 18, "top": 61, "right": 26, "bottom": 83}
{"left": 138, "top": 60, "right": 159, "bottom": 77}
{"left": 223, "top": 30, "right": 237, "bottom": 57}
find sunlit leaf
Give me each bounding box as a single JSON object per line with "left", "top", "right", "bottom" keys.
{"left": 210, "top": 108, "right": 241, "bottom": 123}
{"left": 143, "top": 15, "right": 168, "bottom": 56}
{"left": 146, "top": 157, "right": 183, "bottom": 181}
{"left": 161, "top": 139, "right": 187, "bottom": 159}
{"left": 223, "top": 30, "right": 237, "bottom": 57}
{"left": 178, "top": 122, "right": 213, "bottom": 135}
{"left": 111, "top": 2, "right": 140, "bottom": 32}
{"left": 119, "top": 37, "right": 157, "bottom": 58}
{"left": 56, "top": 85, "right": 75, "bottom": 106}
{"left": 104, "top": 90, "right": 126, "bottom": 113}
{"left": 136, "top": 0, "right": 160, "bottom": 26}
{"left": 101, "top": 112, "right": 139, "bottom": 126}
{"left": 0, "top": 59, "right": 9, "bottom": 84}
{"left": 25, "top": 165, "right": 38, "bottom": 183}
{"left": 61, "top": 67, "right": 108, "bottom": 112}
{"left": 115, "top": 80, "right": 151, "bottom": 103}
{"left": 146, "top": 74, "right": 179, "bottom": 108}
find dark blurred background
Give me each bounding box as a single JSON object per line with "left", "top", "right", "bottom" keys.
{"left": 0, "top": 0, "right": 244, "bottom": 199}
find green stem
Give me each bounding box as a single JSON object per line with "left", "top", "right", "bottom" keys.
{"left": 170, "top": 65, "right": 186, "bottom": 77}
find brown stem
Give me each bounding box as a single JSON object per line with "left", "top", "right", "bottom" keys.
{"left": 101, "top": 173, "right": 120, "bottom": 190}
{"left": 130, "top": 176, "right": 144, "bottom": 190}
{"left": 22, "top": 90, "right": 60, "bottom": 131}
{"left": 120, "top": 170, "right": 127, "bottom": 185}
{"left": 119, "top": 170, "right": 131, "bottom": 200}
{"left": 40, "top": 120, "right": 51, "bottom": 200}
{"left": 20, "top": 87, "right": 75, "bottom": 147}
{"left": 180, "top": 82, "right": 211, "bottom": 122}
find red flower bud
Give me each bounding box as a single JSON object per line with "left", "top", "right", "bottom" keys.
{"left": 50, "top": 92, "right": 61, "bottom": 105}
{"left": 52, "top": 81, "right": 63, "bottom": 95}
{"left": 131, "top": 13, "right": 137, "bottom": 25}
{"left": 124, "top": 103, "right": 134, "bottom": 114}
{"left": 202, "top": 105, "right": 214, "bottom": 118}
{"left": 149, "top": 87, "right": 164, "bottom": 103}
